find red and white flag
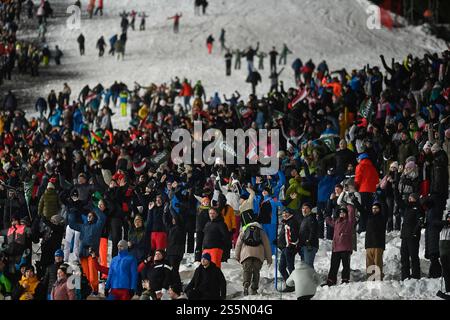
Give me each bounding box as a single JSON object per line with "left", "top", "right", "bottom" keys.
{"left": 288, "top": 87, "right": 307, "bottom": 110}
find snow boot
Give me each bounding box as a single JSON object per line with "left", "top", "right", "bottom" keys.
{"left": 282, "top": 285, "right": 295, "bottom": 293}
{"left": 243, "top": 283, "right": 249, "bottom": 296}
{"left": 437, "top": 291, "right": 450, "bottom": 300}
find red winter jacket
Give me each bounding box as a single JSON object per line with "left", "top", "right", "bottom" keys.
{"left": 355, "top": 159, "right": 379, "bottom": 193}
{"left": 179, "top": 83, "right": 193, "bottom": 97}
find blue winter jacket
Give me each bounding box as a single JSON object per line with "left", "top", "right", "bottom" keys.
{"left": 49, "top": 108, "right": 62, "bottom": 127}
{"left": 270, "top": 170, "right": 286, "bottom": 200}
{"left": 69, "top": 207, "right": 106, "bottom": 257}
{"left": 105, "top": 250, "right": 138, "bottom": 291}
{"left": 72, "top": 108, "right": 84, "bottom": 134}
{"left": 317, "top": 175, "right": 342, "bottom": 203}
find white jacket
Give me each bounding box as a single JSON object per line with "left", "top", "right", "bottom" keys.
{"left": 286, "top": 262, "right": 321, "bottom": 298}
{"left": 219, "top": 181, "right": 241, "bottom": 211}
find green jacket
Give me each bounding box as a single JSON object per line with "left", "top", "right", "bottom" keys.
{"left": 286, "top": 177, "right": 311, "bottom": 210}
{"left": 0, "top": 273, "right": 12, "bottom": 295}
{"left": 38, "top": 188, "right": 61, "bottom": 220}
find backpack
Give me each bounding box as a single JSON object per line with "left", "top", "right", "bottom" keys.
{"left": 243, "top": 225, "right": 262, "bottom": 247}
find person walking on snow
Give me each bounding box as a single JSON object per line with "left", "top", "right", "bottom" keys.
{"left": 200, "top": 0, "right": 208, "bottom": 15}
{"left": 269, "top": 46, "right": 278, "bottom": 73}
{"left": 105, "top": 240, "right": 138, "bottom": 300}
{"left": 257, "top": 51, "right": 267, "bottom": 70}
{"left": 233, "top": 48, "right": 243, "bottom": 70}
{"left": 87, "top": 0, "right": 95, "bottom": 19}
{"left": 94, "top": 0, "right": 103, "bottom": 16}
{"left": 219, "top": 28, "right": 226, "bottom": 51}
{"left": 235, "top": 216, "right": 272, "bottom": 296}
{"left": 168, "top": 13, "right": 182, "bottom": 34}
{"left": 120, "top": 14, "right": 129, "bottom": 34}
{"left": 109, "top": 34, "right": 118, "bottom": 56}
{"left": 194, "top": 0, "right": 202, "bottom": 15}
{"left": 243, "top": 42, "right": 260, "bottom": 74}
{"left": 54, "top": 45, "right": 63, "bottom": 65}
{"left": 279, "top": 43, "right": 292, "bottom": 65}
{"left": 139, "top": 12, "right": 148, "bottom": 31}
{"left": 96, "top": 36, "right": 106, "bottom": 57}
{"left": 77, "top": 33, "right": 85, "bottom": 56}
{"left": 206, "top": 35, "right": 215, "bottom": 54}
{"left": 269, "top": 67, "right": 284, "bottom": 92}
{"left": 130, "top": 10, "right": 137, "bottom": 31}
{"left": 179, "top": 79, "right": 193, "bottom": 112}
{"left": 224, "top": 50, "right": 232, "bottom": 76}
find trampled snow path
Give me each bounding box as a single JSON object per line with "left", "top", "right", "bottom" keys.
{"left": 19, "top": 0, "right": 448, "bottom": 126}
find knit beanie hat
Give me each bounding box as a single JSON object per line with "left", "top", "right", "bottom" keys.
{"left": 431, "top": 142, "right": 441, "bottom": 153}
{"left": 423, "top": 141, "right": 432, "bottom": 151}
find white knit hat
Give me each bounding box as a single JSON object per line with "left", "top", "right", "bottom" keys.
{"left": 431, "top": 142, "right": 441, "bottom": 153}
{"left": 423, "top": 141, "right": 432, "bottom": 151}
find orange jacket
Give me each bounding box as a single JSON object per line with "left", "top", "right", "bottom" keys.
{"left": 326, "top": 82, "right": 342, "bottom": 98}
{"left": 222, "top": 205, "right": 237, "bottom": 232}
{"left": 355, "top": 159, "right": 379, "bottom": 193}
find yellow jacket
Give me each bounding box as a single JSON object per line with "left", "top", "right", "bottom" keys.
{"left": 138, "top": 105, "right": 149, "bottom": 120}
{"left": 19, "top": 276, "right": 40, "bottom": 300}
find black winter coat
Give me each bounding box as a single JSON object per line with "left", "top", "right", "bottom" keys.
{"left": 365, "top": 212, "right": 386, "bottom": 249}
{"left": 147, "top": 205, "right": 167, "bottom": 232}
{"left": 202, "top": 216, "right": 230, "bottom": 250}
{"left": 196, "top": 207, "right": 210, "bottom": 233}
{"left": 430, "top": 150, "right": 449, "bottom": 194}
{"left": 400, "top": 203, "right": 423, "bottom": 239}
{"left": 277, "top": 215, "right": 299, "bottom": 249}
{"left": 335, "top": 149, "right": 356, "bottom": 176}
{"left": 185, "top": 262, "right": 226, "bottom": 300}
{"left": 424, "top": 195, "right": 444, "bottom": 258}
{"left": 298, "top": 214, "right": 319, "bottom": 248}
{"left": 142, "top": 260, "right": 173, "bottom": 292}
{"left": 165, "top": 214, "right": 185, "bottom": 257}
{"left": 41, "top": 262, "right": 63, "bottom": 294}
{"left": 128, "top": 225, "right": 150, "bottom": 262}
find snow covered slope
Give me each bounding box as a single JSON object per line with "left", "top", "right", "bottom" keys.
{"left": 25, "top": 0, "right": 447, "bottom": 110}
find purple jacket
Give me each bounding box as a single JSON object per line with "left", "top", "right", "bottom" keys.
{"left": 326, "top": 206, "right": 356, "bottom": 253}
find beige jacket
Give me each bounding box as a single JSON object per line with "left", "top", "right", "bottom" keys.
{"left": 235, "top": 222, "right": 272, "bottom": 264}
